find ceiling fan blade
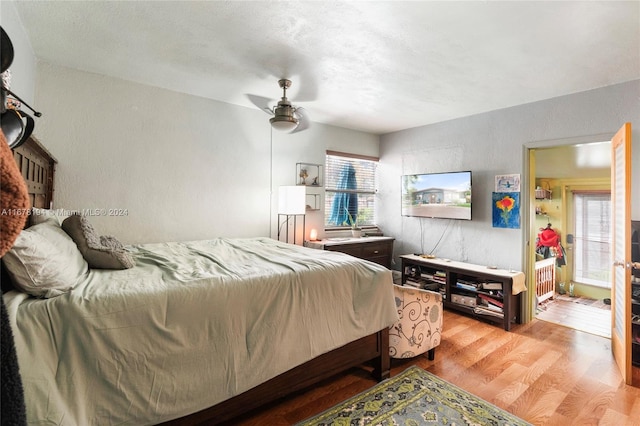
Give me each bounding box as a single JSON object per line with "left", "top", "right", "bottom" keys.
{"left": 291, "top": 107, "right": 311, "bottom": 133}
{"left": 293, "top": 76, "right": 318, "bottom": 102}
{"left": 246, "top": 94, "right": 274, "bottom": 115}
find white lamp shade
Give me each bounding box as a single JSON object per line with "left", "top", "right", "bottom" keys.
{"left": 278, "top": 186, "right": 306, "bottom": 215}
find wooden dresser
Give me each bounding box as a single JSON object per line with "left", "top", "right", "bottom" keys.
{"left": 305, "top": 236, "right": 394, "bottom": 269}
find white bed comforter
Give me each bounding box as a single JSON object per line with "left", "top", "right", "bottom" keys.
{"left": 3, "top": 237, "right": 397, "bottom": 425}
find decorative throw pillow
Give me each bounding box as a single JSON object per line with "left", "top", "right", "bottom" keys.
{"left": 2, "top": 222, "right": 89, "bottom": 298}
{"left": 62, "top": 215, "right": 135, "bottom": 270}
{"left": 99, "top": 235, "right": 124, "bottom": 250}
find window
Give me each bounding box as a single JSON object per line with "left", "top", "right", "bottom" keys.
{"left": 573, "top": 192, "right": 611, "bottom": 288}
{"left": 324, "top": 151, "right": 378, "bottom": 228}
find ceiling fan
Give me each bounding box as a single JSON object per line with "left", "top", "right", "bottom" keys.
{"left": 249, "top": 79, "right": 310, "bottom": 133}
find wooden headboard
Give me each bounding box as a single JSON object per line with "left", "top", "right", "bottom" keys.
{"left": 2, "top": 137, "right": 57, "bottom": 291}
{"left": 11, "top": 136, "right": 57, "bottom": 209}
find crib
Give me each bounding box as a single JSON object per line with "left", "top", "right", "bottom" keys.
{"left": 535, "top": 257, "right": 556, "bottom": 303}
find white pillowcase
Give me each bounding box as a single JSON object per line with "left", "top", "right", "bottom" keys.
{"left": 2, "top": 223, "right": 89, "bottom": 298}
{"left": 29, "top": 208, "right": 71, "bottom": 227}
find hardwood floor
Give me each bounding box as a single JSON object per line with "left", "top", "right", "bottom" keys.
{"left": 536, "top": 295, "right": 611, "bottom": 338}
{"left": 228, "top": 310, "right": 640, "bottom": 426}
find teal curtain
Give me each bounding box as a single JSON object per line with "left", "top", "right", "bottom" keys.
{"left": 328, "top": 163, "right": 357, "bottom": 226}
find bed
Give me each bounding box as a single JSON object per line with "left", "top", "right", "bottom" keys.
{"left": 2, "top": 138, "right": 398, "bottom": 425}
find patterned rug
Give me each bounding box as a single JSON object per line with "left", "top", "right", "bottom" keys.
{"left": 554, "top": 294, "right": 611, "bottom": 310}
{"left": 297, "top": 366, "right": 531, "bottom": 425}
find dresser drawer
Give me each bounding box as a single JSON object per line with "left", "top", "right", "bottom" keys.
{"left": 312, "top": 237, "right": 394, "bottom": 269}
{"left": 326, "top": 244, "right": 362, "bottom": 257}
{"left": 362, "top": 242, "right": 391, "bottom": 258}
{"left": 367, "top": 255, "right": 391, "bottom": 268}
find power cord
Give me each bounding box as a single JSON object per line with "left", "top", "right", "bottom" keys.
{"left": 423, "top": 218, "right": 452, "bottom": 255}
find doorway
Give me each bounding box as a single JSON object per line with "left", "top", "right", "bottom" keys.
{"left": 528, "top": 140, "right": 612, "bottom": 337}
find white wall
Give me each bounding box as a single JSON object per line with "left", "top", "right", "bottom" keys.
{"left": 0, "top": 0, "right": 36, "bottom": 104}
{"left": 378, "top": 80, "right": 640, "bottom": 271}
{"left": 32, "top": 62, "right": 378, "bottom": 244}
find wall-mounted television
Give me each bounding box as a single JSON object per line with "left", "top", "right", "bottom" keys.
{"left": 401, "top": 171, "right": 472, "bottom": 220}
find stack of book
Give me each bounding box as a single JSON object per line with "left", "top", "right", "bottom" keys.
{"left": 405, "top": 274, "right": 447, "bottom": 291}
{"left": 481, "top": 282, "right": 503, "bottom": 291}
{"left": 456, "top": 279, "right": 478, "bottom": 292}
{"left": 431, "top": 271, "right": 447, "bottom": 295}
{"left": 473, "top": 306, "right": 504, "bottom": 318}
{"left": 403, "top": 267, "right": 448, "bottom": 291}
{"left": 404, "top": 278, "right": 423, "bottom": 288}
{"left": 475, "top": 293, "right": 504, "bottom": 318}
{"left": 420, "top": 271, "right": 446, "bottom": 284}
{"left": 404, "top": 266, "right": 422, "bottom": 288}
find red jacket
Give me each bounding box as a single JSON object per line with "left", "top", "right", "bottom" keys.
{"left": 537, "top": 227, "right": 563, "bottom": 259}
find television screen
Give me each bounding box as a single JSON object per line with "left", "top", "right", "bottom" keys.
{"left": 401, "top": 171, "right": 472, "bottom": 220}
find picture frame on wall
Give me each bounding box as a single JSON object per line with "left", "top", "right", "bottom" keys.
{"left": 495, "top": 174, "right": 520, "bottom": 192}
{"left": 492, "top": 192, "right": 520, "bottom": 229}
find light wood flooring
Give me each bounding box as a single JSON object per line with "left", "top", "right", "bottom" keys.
{"left": 536, "top": 295, "right": 612, "bottom": 338}
{"left": 228, "top": 309, "right": 640, "bottom": 426}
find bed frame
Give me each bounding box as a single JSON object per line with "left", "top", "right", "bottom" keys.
{"left": 12, "top": 137, "right": 391, "bottom": 426}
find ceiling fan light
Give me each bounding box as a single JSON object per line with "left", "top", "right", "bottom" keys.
{"left": 270, "top": 115, "right": 299, "bottom": 131}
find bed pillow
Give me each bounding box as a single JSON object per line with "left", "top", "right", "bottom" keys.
{"left": 2, "top": 222, "right": 89, "bottom": 298}
{"left": 62, "top": 215, "right": 135, "bottom": 270}
{"left": 29, "top": 207, "right": 70, "bottom": 227}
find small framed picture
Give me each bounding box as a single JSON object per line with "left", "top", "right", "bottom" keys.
{"left": 495, "top": 174, "right": 520, "bottom": 192}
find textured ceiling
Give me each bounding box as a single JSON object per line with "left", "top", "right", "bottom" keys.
{"left": 12, "top": 1, "right": 640, "bottom": 135}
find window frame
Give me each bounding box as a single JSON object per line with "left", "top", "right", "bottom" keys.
{"left": 324, "top": 150, "right": 379, "bottom": 231}
{"left": 572, "top": 190, "right": 612, "bottom": 289}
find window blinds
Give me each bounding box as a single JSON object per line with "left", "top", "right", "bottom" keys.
{"left": 324, "top": 151, "right": 378, "bottom": 227}
{"left": 574, "top": 192, "right": 611, "bottom": 288}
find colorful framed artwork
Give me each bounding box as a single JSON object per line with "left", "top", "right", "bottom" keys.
{"left": 492, "top": 192, "right": 520, "bottom": 229}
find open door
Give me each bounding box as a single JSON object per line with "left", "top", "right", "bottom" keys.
{"left": 611, "top": 122, "right": 632, "bottom": 385}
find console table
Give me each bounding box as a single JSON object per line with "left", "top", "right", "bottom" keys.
{"left": 305, "top": 236, "right": 394, "bottom": 268}
{"left": 400, "top": 254, "right": 525, "bottom": 331}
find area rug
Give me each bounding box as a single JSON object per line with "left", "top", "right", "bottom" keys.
{"left": 297, "top": 366, "right": 531, "bottom": 425}
{"left": 554, "top": 294, "right": 611, "bottom": 310}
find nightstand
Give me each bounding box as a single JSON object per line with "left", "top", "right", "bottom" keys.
{"left": 305, "top": 236, "right": 394, "bottom": 268}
